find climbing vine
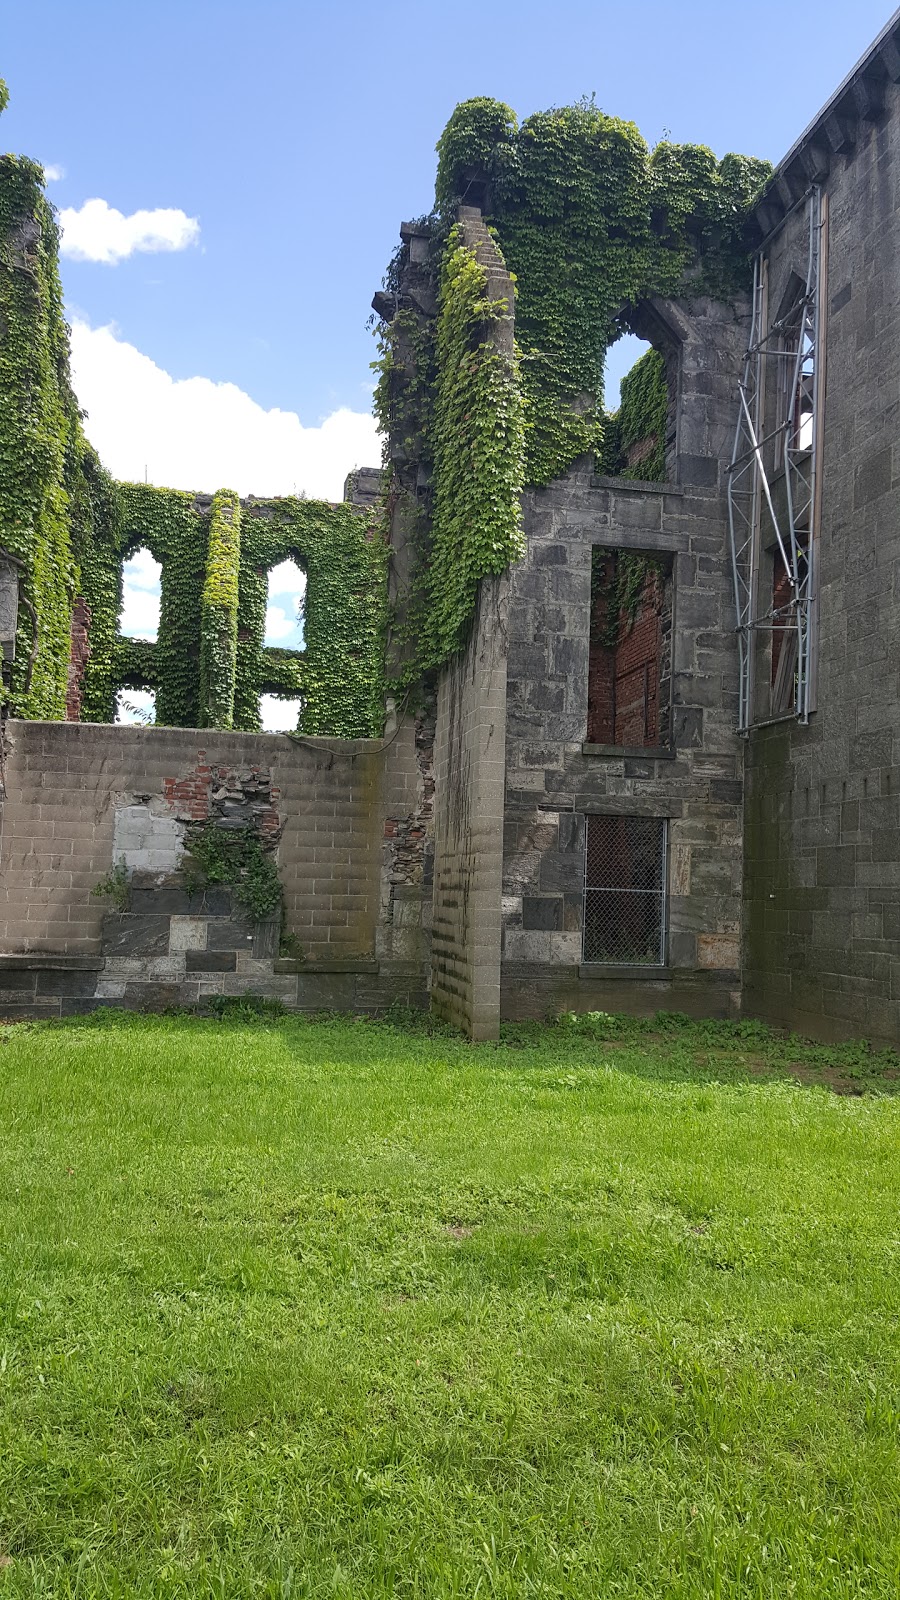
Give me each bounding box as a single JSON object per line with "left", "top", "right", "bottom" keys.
{"left": 591, "top": 547, "right": 666, "bottom": 650}
{"left": 199, "top": 489, "right": 240, "bottom": 728}
{"left": 0, "top": 153, "right": 80, "bottom": 717}
{"left": 432, "top": 97, "right": 770, "bottom": 485}
{"left": 601, "top": 347, "right": 669, "bottom": 481}
{"left": 233, "top": 498, "right": 386, "bottom": 736}
{"left": 426, "top": 229, "right": 525, "bottom": 665}
{"left": 182, "top": 820, "right": 283, "bottom": 923}
{"left": 371, "top": 96, "right": 768, "bottom": 687}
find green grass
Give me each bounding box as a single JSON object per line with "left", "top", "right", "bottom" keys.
{"left": 1, "top": 1006, "right": 899, "bottom": 1597}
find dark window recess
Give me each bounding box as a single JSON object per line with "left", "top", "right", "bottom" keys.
{"left": 770, "top": 541, "right": 808, "bottom": 718}
{"left": 587, "top": 548, "right": 672, "bottom": 747}
{"left": 583, "top": 814, "right": 667, "bottom": 965}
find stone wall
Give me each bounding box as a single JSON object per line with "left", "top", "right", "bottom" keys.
{"left": 501, "top": 293, "right": 750, "bottom": 1023}
{"left": 430, "top": 576, "right": 508, "bottom": 1039}
{"left": 743, "top": 68, "right": 900, "bottom": 1043}
{"left": 0, "top": 718, "right": 430, "bottom": 1016}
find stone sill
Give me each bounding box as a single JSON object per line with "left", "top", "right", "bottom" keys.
{"left": 502, "top": 962, "right": 740, "bottom": 986}
{"left": 0, "top": 954, "right": 103, "bottom": 971}
{"left": 580, "top": 964, "right": 671, "bottom": 981}
{"left": 589, "top": 475, "right": 681, "bottom": 496}
{"left": 582, "top": 742, "right": 675, "bottom": 760}
{"left": 274, "top": 958, "right": 379, "bottom": 974}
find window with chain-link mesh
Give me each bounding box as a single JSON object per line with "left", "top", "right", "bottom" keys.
{"left": 583, "top": 814, "right": 667, "bottom": 965}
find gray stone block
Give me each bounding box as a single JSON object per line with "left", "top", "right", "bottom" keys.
{"left": 102, "top": 914, "right": 170, "bottom": 956}
{"left": 185, "top": 950, "right": 237, "bottom": 972}
{"left": 522, "top": 896, "right": 563, "bottom": 931}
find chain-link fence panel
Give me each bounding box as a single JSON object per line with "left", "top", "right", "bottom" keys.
{"left": 583, "top": 814, "right": 666, "bottom": 965}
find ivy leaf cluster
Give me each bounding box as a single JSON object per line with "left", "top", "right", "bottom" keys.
{"left": 182, "top": 821, "right": 283, "bottom": 923}
{"left": 433, "top": 97, "right": 771, "bottom": 486}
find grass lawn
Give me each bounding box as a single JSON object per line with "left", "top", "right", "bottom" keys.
{"left": 1, "top": 1007, "right": 900, "bottom": 1597}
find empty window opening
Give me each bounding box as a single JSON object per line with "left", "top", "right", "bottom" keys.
{"left": 769, "top": 540, "right": 808, "bottom": 719}
{"left": 120, "top": 548, "right": 161, "bottom": 641}
{"left": 259, "top": 694, "right": 302, "bottom": 733}
{"left": 587, "top": 548, "right": 672, "bottom": 749}
{"left": 603, "top": 339, "right": 670, "bottom": 482}
{"left": 264, "top": 559, "right": 306, "bottom": 651}
{"left": 776, "top": 287, "right": 815, "bottom": 465}
{"left": 604, "top": 334, "right": 652, "bottom": 411}
{"left": 583, "top": 814, "right": 667, "bottom": 966}
{"left": 115, "top": 688, "right": 156, "bottom": 726}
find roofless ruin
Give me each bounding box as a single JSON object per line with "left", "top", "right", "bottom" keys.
{"left": 1, "top": 15, "right": 899, "bottom": 1040}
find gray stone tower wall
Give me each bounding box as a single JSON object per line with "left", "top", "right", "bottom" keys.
{"left": 429, "top": 210, "right": 513, "bottom": 1039}
{"left": 500, "top": 295, "right": 751, "bottom": 1022}
{"left": 743, "top": 57, "right": 900, "bottom": 1042}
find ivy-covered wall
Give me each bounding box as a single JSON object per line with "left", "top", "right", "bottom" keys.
{"left": 0, "top": 80, "right": 122, "bottom": 722}
{"left": 93, "top": 486, "right": 386, "bottom": 736}
{"left": 0, "top": 82, "right": 386, "bottom": 736}
{"left": 433, "top": 97, "right": 770, "bottom": 487}
{"left": 374, "top": 96, "right": 768, "bottom": 686}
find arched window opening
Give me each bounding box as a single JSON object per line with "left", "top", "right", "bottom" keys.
{"left": 603, "top": 335, "right": 669, "bottom": 481}
{"left": 259, "top": 695, "right": 302, "bottom": 733}
{"left": 264, "top": 559, "right": 306, "bottom": 651}
{"left": 115, "top": 688, "right": 156, "bottom": 726}
{"left": 120, "top": 548, "right": 161, "bottom": 641}
{"left": 604, "top": 333, "right": 652, "bottom": 411}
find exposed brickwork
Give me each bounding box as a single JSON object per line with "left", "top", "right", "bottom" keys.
{"left": 64, "top": 597, "right": 92, "bottom": 722}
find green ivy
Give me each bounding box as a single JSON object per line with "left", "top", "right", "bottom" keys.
{"left": 433, "top": 97, "right": 770, "bottom": 485}
{"left": 426, "top": 229, "right": 525, "bottom": 665}
{"left": 0, "top": 155, "right": 78, "bottom": 717}
{"left": 182, "top": 821, "right": 283, "bottom": 923}
{"left": 1, "top": 124, "right": 386, "bottom": 739}
{"left": 199, "top": 489, "right": 240, "bottom": 728}
{"left": 233, "top": 497, "right": 386, "bottom": 736}
{"left": 591, "top": 548, "right": 666, "bottom": 650}
{"left": 602, "top": 347, "right": 668, "bottom": 481}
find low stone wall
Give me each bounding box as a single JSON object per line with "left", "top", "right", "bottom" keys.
{"left": 0, "top": 718, "right": 430, "bottom": 1017}
{"left": 501, "top": 963, "right": 739, "bottom": 1023}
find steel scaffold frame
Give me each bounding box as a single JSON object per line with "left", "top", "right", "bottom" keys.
{"left": 727, "top": 187, "right": 823, "bottom": 733}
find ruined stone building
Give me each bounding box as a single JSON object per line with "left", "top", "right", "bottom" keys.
{"left": 0, "top": 16, "right": 899, "bottom": 1040}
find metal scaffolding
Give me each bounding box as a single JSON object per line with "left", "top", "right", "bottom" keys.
{"left": 727, "top": 187, "right": 823, "bottom": 733}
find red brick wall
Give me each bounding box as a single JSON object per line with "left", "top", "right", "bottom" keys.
{"left": 587, "top": 563, "right": 662, "bottom": 747}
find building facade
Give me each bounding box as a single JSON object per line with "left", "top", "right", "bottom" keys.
{"left": 2, "top": 18, "right": 900, "bottom": 1042}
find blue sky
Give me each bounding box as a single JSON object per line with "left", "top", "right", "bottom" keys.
{"left": 3, "top": 0, "right": 893, "bottom": 430}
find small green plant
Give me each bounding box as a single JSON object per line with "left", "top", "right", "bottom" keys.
{"left": 182, "top": 822, "right": 283, "bottom": 923}
{"left": 278, "top": 930, "right": 306, "bottom": 961}
{"left": 205, "top": 994, "right": 287, "bottom": 1020}
{"left": 91, "top": 862, "right": 129, "bottom": 912}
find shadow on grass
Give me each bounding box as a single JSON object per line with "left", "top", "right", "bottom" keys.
{"left": 498, "top": 1010, "right": 900, "bottom": 1096}
{"left": 14, "top": 1000, "right": 900, "bottom": 1097}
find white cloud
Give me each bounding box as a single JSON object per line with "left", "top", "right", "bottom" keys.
{"left": 43, "top": 163, "right": 65, "bottom": 182}
{"left": 69, "top": 318, "right": 381, "bottom": 501}
{"left": 59, "top": 199, "right": 199, "bottom": 264}
{"left": 267, "top": 559, "right": 307, "bottom": 600}
{"left": 120, "top": 586, "right": 160, "bottom": 641}
{"left": 119, "top": 548, "right": 162, "bottom": 640}
{"left": 264, "top": 603, "right": 301, "bottom": 644}
{"left": 260, "top": 695, "right": 302, "bottom": 733}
